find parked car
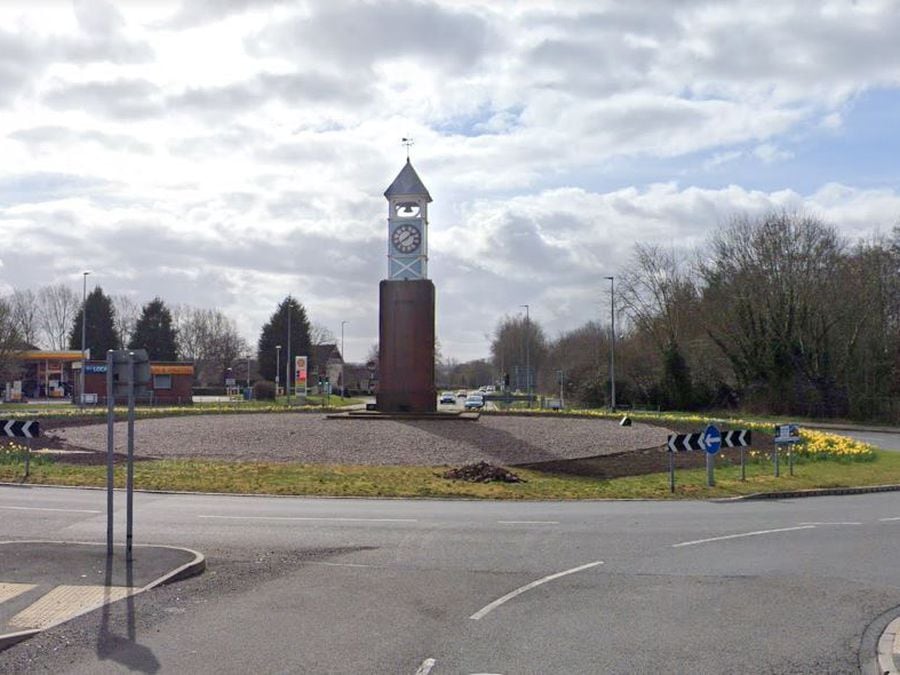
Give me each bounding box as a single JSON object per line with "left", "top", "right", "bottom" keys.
{"left": 456, "top": 390, "right": 467, "bottom": 398}
{"left": 464, "top": 394, "right": 485, "bottom": 410}
{"left": 439, "top": 391, "right": 455, "bottom": 404}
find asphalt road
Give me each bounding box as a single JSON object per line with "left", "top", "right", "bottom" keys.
{"left": 836, "top": 430, "right": 900, "bottom": 451}
{"left": 1, "top": 486, "right": 899, "bottom": 674}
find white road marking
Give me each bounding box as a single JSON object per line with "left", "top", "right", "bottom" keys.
{"left": 0, "top": 506, "right": 100, "bottom": 514}
{"left": 415, "top": 657, "right": 436, "bottom": 675}
{"left": 469, "top": 561, "right": 603, "bottom": 621}
{"left": 198, "top": 515, "right": 417, "bottom": 523}
{"left": 797, "top": 521, "right": 862, "bottom": 526}
{"left": 672, "top": 525, "right": 816, "bottom": 548}
{"left": 306, "top": 561, "right": 376, "bottom": 569}
{"left": 879, "top": 517, "right": 900, "bottom": 522}
{"left": 496, "top": 520, "right": 559, "bottom": 525}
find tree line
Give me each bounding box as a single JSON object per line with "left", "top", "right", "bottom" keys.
{"left": 0, "top": 287, "right": 327, "bottom": 389}
{"left": 475, "top": 212, "right": 899, "bottom": 421}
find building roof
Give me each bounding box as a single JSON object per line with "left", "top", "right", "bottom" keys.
{"left": 384, "top": 159, "right": 432, "bottom": 202}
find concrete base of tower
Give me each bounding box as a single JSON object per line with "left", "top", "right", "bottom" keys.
{"left": 377, "top": 279, "right": 436, "bottom": 413}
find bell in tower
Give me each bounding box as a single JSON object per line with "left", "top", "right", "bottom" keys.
{"left": 377, "top": 157, "right": 436, "bottom": 413}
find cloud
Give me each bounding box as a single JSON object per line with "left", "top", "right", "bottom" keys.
{"left": 9, "top": 126, "right": 151, "bottom": 154}
{"left": 248, "top": 0, "right": 498, "bottom": 74}
{"left": 42, "top": 79, "right": 164, "bottom": 120}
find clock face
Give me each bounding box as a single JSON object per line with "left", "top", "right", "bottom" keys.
{"left": 392, "top": 223, "right": 422, "bottom": 253}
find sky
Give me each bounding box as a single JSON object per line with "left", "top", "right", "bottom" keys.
{"left": 1, "top": 0, "right": 899, "bottom": 363}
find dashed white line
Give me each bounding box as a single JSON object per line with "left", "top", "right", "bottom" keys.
{"left": 306, "top": 561, "right": 376, "bottom": 569}
{"left": 496, "top": 520, "right": 559, "bottom": 525}
{"left": 797, "top": 521, "right": 862, "bottom": 526}
{"left": 0, "top": 506, "right": 100, "bottom": 514}
{"left": 879, "top": 517, "right": 900, "bottom": 522}
{"left": 197, "top": 515, "right": 417, "bottom": 523}
{"left": 469, "top": 561, "right": 603, "bottom": 620}
{"left": 672, "top": 525, "right": 817, "bottom": 548}
{"left": 414, "top": 657, "right": 436, "bottom": 675}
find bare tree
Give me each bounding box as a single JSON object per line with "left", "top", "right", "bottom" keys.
{"left": 0, "top": 297, "right": 24, "bottom": 382}
{"left": 174, "top": 306, "right": 248, "bottom": 385}
{"left": 702, "top": 211, "right": 848, "bottom": 414}
{"left": 37, "top": 284, "right": 79, "bottom": 350}
{"left": 309, "top": 322, "right": 336, "bottom": 347}
{"left": 490, "top": 314, "right": 548, "bottom": 389}
{"left": 9, "top": 289, "right": 40, "bottom": 347}
{"left": 112, "top": 294, "right": 140, "bottom": 350}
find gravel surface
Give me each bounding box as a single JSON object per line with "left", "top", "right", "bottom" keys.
{"left": 53, "top": 413, "right": 671, "bottom": 466}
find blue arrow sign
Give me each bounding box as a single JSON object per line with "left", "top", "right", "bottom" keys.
{"left": 704, "top": 424, "right": 721, "bottom": 455}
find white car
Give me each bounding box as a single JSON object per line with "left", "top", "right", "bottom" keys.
{"left": 464, "top": 394, "right": 485, "bottom": 410}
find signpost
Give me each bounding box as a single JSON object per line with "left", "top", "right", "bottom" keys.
{"left": 703, "top": 424, "right": 721, "bottom": 487}
{"left": 774, "top": 423, "right": 800, "bottom": 477}
{"left": 667, "top": 427, "right": 751, "bottom": 492}
{"left": 105, "top": 349, "right": 150, "bottom": 561}
{"left": 1, "top": 420, "right": 40, "bottom": 479}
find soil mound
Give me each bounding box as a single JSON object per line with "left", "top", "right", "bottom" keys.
{"left": 442, "top": 461, "right": 525, "bottom": 483}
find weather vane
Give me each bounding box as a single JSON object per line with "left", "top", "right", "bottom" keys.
{"left": 402, "top": 136, "right": 414, "bottom": 160}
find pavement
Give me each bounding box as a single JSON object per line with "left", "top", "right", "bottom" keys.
{"left": 0, "top": 540, "right": 204, "bottom": 652}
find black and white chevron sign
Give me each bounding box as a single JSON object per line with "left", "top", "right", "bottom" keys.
{"left": 722, "top": 429, "right": 751, "bottom": 447}
{"left": 668, "top": 429, "right": 751, "bottom": 452}
{"left": 0, "top": 420, "right": 40, "bottom": 438}
{"left": 667, "top": 433, "right": 704, "bottom": 452}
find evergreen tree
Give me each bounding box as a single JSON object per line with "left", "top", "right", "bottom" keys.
{"left": 256, "top": 296, "right": 312, "bottom": 388}
{"left": 129, "top": 297, "right": 178, "bottom": 360}
{"left": 69, "top": 287, "right": 119, "bottom": 356}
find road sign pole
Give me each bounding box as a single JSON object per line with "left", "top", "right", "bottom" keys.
{"left": 789, "top": 441, "right": 794, "bottom": 477}
{"left": 126, "top": 352, "right": 135, "bottom": 562}
{"left": 669, "top": 450, "right": 675, "bottom": 493}
{"left": 706, "top": 452, "right": 714, "bottom": 487}
{"left": 106, "top": 350, "right": 115, "bottom": 557}
{"left": 24, "top": 437, "right": 31, "bottom": 480}
{"left": 774, "top": 444, "right": 780, "bottom": 477}
{"left": 740, "top": 445, "right": 745, "bottom": 481}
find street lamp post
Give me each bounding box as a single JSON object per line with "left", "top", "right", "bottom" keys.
{"left": 275, "top": 345, "right": 282, "bottom": 397}
{"left": 605, "top": 276, "right": 616, "bottom": 411}
{"left": 286, "top": 301, "right": 292, "bottom": 403}
{"left": 340, "top": 320, "right": 348, "bottom": 398}
{"left": 246, "top": 355, "right": 251, "bottom": 389}
{"left": 80, "top": 271, "right": 89, "bottom": 410}
{"left": 520, "top": 304, "right": 530, "bottom": 406}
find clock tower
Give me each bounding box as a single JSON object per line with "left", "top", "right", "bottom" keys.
{"left": 377, "top": 159, "right": 436, "bottom": 413}
{"left": 385, "top": 158, "right": 431, "bottom": 280}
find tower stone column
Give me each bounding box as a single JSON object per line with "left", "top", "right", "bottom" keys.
{"left": 377, "top": 160, "right": 436, "bottom": 413}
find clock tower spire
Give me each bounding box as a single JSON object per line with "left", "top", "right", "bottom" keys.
{"left": 384, "top": 158, "right": 432, "bottom": 280}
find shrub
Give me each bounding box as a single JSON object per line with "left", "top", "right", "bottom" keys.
{"left": 253, "top": 380, "right": 276, "bottom": 401}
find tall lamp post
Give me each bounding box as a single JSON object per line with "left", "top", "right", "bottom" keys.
{"left": 340, "top": 320, "right": 348, "bottom": 397}
{"left": 285, "top": 301, "right": 292, "bottom": 403}
{"left": 605, "top": 276, "right": 616, "bottom": 411}
{"left": 520, "top": 304, "right": 530, "bottom": 406}
{"left": 275, "top": 345, "right": 282, "bottom": 397}
{"left": 80, "top": 271, "right": 89, "bottom": 410}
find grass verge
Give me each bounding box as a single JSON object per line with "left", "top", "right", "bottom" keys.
{"left": 3, "top": 451, "right": 900, "bottom": 500}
